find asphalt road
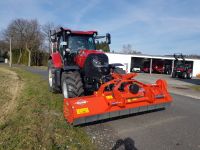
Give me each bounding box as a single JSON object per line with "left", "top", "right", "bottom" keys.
{"left": 107, "top": 94, "right": 200, "bottom": 150}
{"left": 19, "top": 66, "right": 200, "bottom": 150}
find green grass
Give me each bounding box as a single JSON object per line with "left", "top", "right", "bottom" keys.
{"left": 0, "top": 69, "right": 12, "bottom": 105}
{"left": 0, "top": 67, "right": 95, "bottom": 150}
{"left": 191, "top": 85, "right": 200, "bottom": 91}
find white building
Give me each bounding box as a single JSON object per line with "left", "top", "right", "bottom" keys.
{"left": 106, "top": 53, "right": 200, "bottom": 77}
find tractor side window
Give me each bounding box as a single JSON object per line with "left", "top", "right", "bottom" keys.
{"left": 88, "top": 37, "right": 94, "bottom": 50}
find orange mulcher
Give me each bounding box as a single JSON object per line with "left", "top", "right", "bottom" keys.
{"left": 63, "top": 73, "right": 172, "bottom": 125}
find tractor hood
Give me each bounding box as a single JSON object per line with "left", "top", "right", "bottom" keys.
{"left": 74, "top": 49, "right": 105, "bottom": 68}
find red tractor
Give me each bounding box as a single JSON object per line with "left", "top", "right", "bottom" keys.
{"left": 48, "top": 27, "right": 124, "bottom": 95}
{"left": 48, "top": 27, "right": 172, "bottom": 125}
{"left": 152, "top": 61, "right": 165, "bottom": 74}
{"left": 141, "top": 61, "right": 150, "bottom": 73}
{"left": 172, "top": 53, "right": 192, "bottom": 79}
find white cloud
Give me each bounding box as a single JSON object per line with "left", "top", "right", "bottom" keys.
{"left": 73, "top": 0, "right": 100, "bottom": 24}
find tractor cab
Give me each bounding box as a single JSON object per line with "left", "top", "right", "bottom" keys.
{"left": 50, "top": 27, "right": 110, "bottom": 53}
{"left": 50, "top": 27, "right": 111, "bottom": 68}
{"left": 68, "top": 34, "right": 96, "bottom": 52}
{"left": 49, "top": 27, "right": 119, "bottom": 94}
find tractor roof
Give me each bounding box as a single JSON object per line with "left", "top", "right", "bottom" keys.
{"left": 53, "top": 27, "right": 97, "bottom": 35}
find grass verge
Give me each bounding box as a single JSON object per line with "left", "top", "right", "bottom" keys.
{"left": 191, "top": 85, "right": 200, "bottom": 91}
{"left": 0, "top": 68, "right": 14, "bottom": 106}
{"left": 0, "top": 67, "right": 95, "bottom": 150}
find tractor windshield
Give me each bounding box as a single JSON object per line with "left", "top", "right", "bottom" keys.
{"left": 68, "top": 35, "right": 95, "bottom": 52}
{"left": 176, "top": 64, "right": 183, "bottom": 68}
{"left": 176, "top": 62, "right": 184, "bottom": 68}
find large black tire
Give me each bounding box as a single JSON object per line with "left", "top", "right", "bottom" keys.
{"left": 48, "top": 60, "right": 59, "bottom": 93}
{"left": 172, "top": 71, "right": 176, "bottom": 78}
{"left": 113, "top": 67, "right": 126, "bottom": 74}
{"left": 187, "top": 72, "right": 192, "bottom": 79}
{"left": 166, "top": 69, "right": 171, "bottom": 75}
{"left": 182, "top": 72, "right": 187, "bottom": 79}
{"left": 61, "top": 71, "right": 84, "bottom": 98}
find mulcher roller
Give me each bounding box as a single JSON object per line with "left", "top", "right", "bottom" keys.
{"left": 63, "top": 73, "right": 172, "bottom": 125}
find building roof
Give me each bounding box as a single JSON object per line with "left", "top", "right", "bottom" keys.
{"left": 106, "top": 52, "right": 200, "bottom": 61}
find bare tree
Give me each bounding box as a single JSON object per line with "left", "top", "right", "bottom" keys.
{"left": 3, "top": 19, "right": 27, "bottom": 63}
{"left": 42, "top": 22, "right": 56, "bottom": 52}
{"left": 122, "top": 44, "right": 142, "bottom": 54}
{"left": 2, "top": 18, "right": 44, "bottom": 66}
{"left": 0, "top": 40, "right": 9, "bottom": 59}
{"left": 23, "top": 19, "right": 44, "bottom": 66}
{"left": 0, "top": 40, "right": 9, "bottom": 52}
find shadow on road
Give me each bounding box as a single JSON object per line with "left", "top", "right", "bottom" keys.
{"left": 175, "top": 78, "right": 200, "bottom": 85}
{"left": 112, "top": 137, "right": 138, "bottom": 150}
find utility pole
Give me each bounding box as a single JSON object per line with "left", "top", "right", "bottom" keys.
{"left": 9, "top": 37, "right": 12, "bottom": 67}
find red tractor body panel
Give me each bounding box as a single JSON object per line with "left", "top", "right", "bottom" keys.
{"left": 142, "top": 67, "right": 150, "bottom": 73}
{"left": 51, "top": 52, "right": 63, "bottom": 68}
{"left": 152, "top": 61, "right": 165, "bottom": 73}
{"left": 153, "top": 64, "right": 164, "bottom": 73}
{"left": 71, "top": 31, "right": 97, "bottom": 35}
{"left": 74, "top": 50, "right": 104, "bottom": 68}
{"left": 51, "top": 49, "right": 105, "bottom": 69}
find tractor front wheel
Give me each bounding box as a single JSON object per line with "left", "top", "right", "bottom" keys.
{"left": 61, "top": 71, "right": 84, "bottom": 98}
{"left": 48, "top": 60, "right": 59, "bottom": 93}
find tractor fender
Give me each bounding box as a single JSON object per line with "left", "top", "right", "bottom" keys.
{"left": 51, "top": 52, "right": 63, "bottom": 68}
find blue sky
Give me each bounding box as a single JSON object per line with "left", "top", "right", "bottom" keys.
{"left": 0, "top": 0, "right": 200, "bottom": 55}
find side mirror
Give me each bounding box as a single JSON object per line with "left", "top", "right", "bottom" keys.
{"left": 106, "top": 33, "right": 111, "bottom": 44}
{"left": 50, "top": 35, "right": 56, "bottom": 42}
{"left": 50, "top": 30, "right": 57, "bottom": 42}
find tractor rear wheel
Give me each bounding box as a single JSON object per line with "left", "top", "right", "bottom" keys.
{"left": 61, "top": 71, "right": 84, "bottom": 98}
{"left": 166, "top": 69, "right": 171, "bottom": 75}
{"left": 172, "top": 72, "right": 176, "bottom": 78}
{"left": 187, "top": 72, "right": 192, "bottom": 79}
{"left": 182, "top": 72, "right": 187, "bottom": 79}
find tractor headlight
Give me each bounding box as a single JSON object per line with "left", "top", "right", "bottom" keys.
{"left": 92, "top": 58, "right": 102, "bottom": 67}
